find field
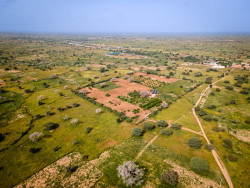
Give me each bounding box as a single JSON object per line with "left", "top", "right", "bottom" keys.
{"left": 0, "top": 34, "right": 249, "bottom": 188}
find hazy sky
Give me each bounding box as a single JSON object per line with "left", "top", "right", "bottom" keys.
{"left": 0, "top": 0, "right": 250, "bottom": 33}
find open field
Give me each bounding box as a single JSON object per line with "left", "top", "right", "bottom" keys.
{"left": 0, "top": 34, "right": 249, "bottom": 188}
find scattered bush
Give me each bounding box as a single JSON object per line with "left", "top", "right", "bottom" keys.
{"left": 157, "top": 120, "right": 168, "bottom": 127}
{"left": 202, "top": 115, "right": 212, "bottom": 121}
{"left": 65, "top": 165, "right": 78, "bottom": 173}
{"left": 191, "top": 158, "right": 209, "bottom": 173}
{"left": 29, "top": 147, "right": 41, "bottom": 153}
{"left": 72, "top": 103, "right": 80, "bottom": 107}
{"left": 216, "top": 88, "right": 220, "bottom": 92}
{"left": 43, "top": 122, "right": 59, "bottom": 130}
{"left": 0, "top": 133, "right": 5, "bottom": 142}
{"left": 143, "top": 122, "right": 155, "bottom": 130}
{"left": 24, "top": 89, "right": 31, "bottom": 93}
{"left": 224, "top": 80, "right": 230, "bottom": 83}
{"left": 207, "top": 104, "right": 216, "bottom": 109}
{"left": 204, "top": 143, "right": 214, "bottom": 150}
{"left": 230, "top": 99, "right": 236, "bottom": 104}
{"left": 85, "top": 127, "right": 93, "bottom": 134}
{"left": 161, "top": 129, "right": 173, "bottom": 136}
{"left": 223, "top": 139, "right": 232, "bottom": 148}
{"left": 240, "top": 89, "right": 249, "bottom": 94}
{"left": 171, "top": 122, "right": 181, "bottom": 130}
{"left": 188, "top": 137, "right": 202, "bottom": 149}
{"left": 212, "top": 126, "right": 220, "bottom": 132}
{"left": 131, "top": 128, "right": 144, "bottom": 137}
{"left": 225, "top": 85, "right": 233, "bottom": 90}
{"left": 117, "top": 161, "right": 144, "bottom": 186}
{"left": 35, "top": 114, "right": 43, "bottom": 119}
{"left": 162, "top": 170, "right": 179, "bottom": 185}
{"left": 228, "top": 155, "right": 238, "bottom": 162}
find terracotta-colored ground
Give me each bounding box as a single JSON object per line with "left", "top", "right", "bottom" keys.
{"left": 134, "top": 72, "right": 180, "bottom": 83}
{"left": 80, "top": 79, "right": 151, "bottom": 118}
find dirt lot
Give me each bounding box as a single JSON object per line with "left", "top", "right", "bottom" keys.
{"left": 80, "top": 79, "right": 151, "bottom": 118}
{"left": 132, "top": 66, "right": 167, "bottom": 71}
{"left": 0, "top": 79, "right": 5, "bottom": 86}
{"left": 134, "top": 72, "right": 180, "bottom": 83}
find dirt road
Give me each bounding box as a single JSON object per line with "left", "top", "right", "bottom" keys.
{"left": 192, "top": 77, "right": 234, "bottom": 188}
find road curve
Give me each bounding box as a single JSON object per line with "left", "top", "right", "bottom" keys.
{"left": 192, "top": 77, "right": 234, "bottom": 188}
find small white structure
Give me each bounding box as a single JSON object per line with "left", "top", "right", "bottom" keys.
{"left": 212, "top": 65, "right": 225, "bottom": 69}
{"left": 96, "top": 108, "right": 102, "bottom": 113}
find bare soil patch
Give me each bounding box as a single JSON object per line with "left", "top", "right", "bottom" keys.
{"left": 80, "top": 79, "right": 151, "bottom": 118}
{"left": 134, "top": 73, "right": 180, "bottom": 83}
{"left": 15, "top": 152, "right": 103, "bottom": 188}
{"left": 164, "top": 159, "right": 222, "bottom": 188}
{"left": 0, "top": 79, "right": 5, "bottom": 86}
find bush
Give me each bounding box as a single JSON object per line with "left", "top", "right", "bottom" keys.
{"left": 29, "top": 147, "right": 41, "bottom": 153}
{"left": 72, "top": 103, "right": 80, "bottom": 107}
{"left": 162, "top": 170, "right": 179, "bottom": 185}
{"left": 46, "top": 111, "right": 53, "bottom": 116}
{"left": 85, "top": 127, "right": 93, "bottom": 134}
{"left": 228, "top": 155, "right": 238, "bottom": 162}
{"left": 157, "top": 120, "right": 168, "bottom": 127}
{"left": 230, "top": 99, "right": 236, "bottom": 104}
{"left": 131, "top": 128, "right": 144, "bottom": 137}
{"left": 216, "top": 88, "right": 220, "bottom": 92}
{"left": 204, "top": 143, "right": 214, "bottom": 150}
{"left": 207, "top": 104, "right": 216, "bottom": 109}
{"left": 161, "top": 129, "right": 173, "bottom": 136}
{"left": 117, "top": 161, "right": 144, "bottom": 186}
{"left": 240, "top": 89, "right": 249, "bottom": 94}
{"left": 188, "top": 137, "right": 202, "bottom": 149}
{"left": 143, "top": 122, "right": 155, "bottom": 130}
{"left": 43, "top": 122, "right": 59, "bottom": 131}
{"left": 225, "top": 85, "right": 233, "bottom": 90}
{"left": 171, "top": 122, "right": 181, "bottom": 130}
{"left": 202, "top": 115, "right": 212, "bottom": 121}
{"left": 0, "top": 133, "right": 5, "bottom": 142}
{"left": 191, "top": 158, "right": 209, "bottom": 173}
{"left": 24, "top": 89, "right": 31, "bottom": 93}
{"left": 223, "top": 139, "right": 232, "bottom": 148}
{"left": 212, "top": 126, "right": 220, "bottom": 132}
{"left": 35, "top": 114, "right": 43, "bottom": 119}
{"left": 224, "top": 80, "right": 230, "bottom": 83}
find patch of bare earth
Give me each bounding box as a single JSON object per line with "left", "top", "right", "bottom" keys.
{"left": 134, "top": 72, "right": 180, "bottom": 83}
{"left": 15, "top": 152, "right": 105, "bottom": 188}
{"left": 164, "top": 159, "right": 222, "bottom": 188}
{"left": 80, "top": 79, "right": 151, "bottom": 119}
{"left": 229, "top": 129, "right": 250, "bottom": 144}
{"left": 0, "top": 79, "right": 5, "bottom": 86}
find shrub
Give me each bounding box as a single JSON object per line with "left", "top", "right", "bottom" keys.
{"left": 35, "top": 114, "right": 43, "bottom": 119}
{"left": 0, "top": 133, "right": 5, "bottom": 142}
{"left": 188, "top": 137, "right": 202, "bottom": 149}
{"left": 161, "top": 129, "right": 173, "bottom": 136}
{"left": 224, "top": 80, "right": 230, "bottom": 83}
{"left": 38, "top": 101, "right": 44, "bottom": 105}
{"left": 157, "top": 120, "right": 168, "bottom": 127}
{"left": 191, "top": 158, "right": 209, "bottom": 173}
{"left": 223, "top": 139, "right": 232, "bottom": 148}
{"left": 117, "top": 161, "right": 144, "bottom": 186}
{"left": 212, "top": 126, "right": 220, "bottom": 132}
{"left": 225, "top": 85, "right": 233, "bottom": 90}
{"left": 204, "top": 143, "right": 214, "bottom": 150}
{"left": 24, "top": 89, "right": 31, "bottom": 93}
{"left": 228, "top": 155, "right": 238, "bottom": 162}
{"left": 230, "top": 99, "right": 236, "bottom": 104}
{"left": 46, "top": 111, "right": 52, "bottom": 116}
{"left": 65, "top": 165, "right": 78, "bottom": 173}
{"left": 29, "top": 147, "right": 41, "bottom": 153}
{"left": 216, "top": 88, "right": 220, "bottom": 92}
{"left": 240, "top": 89, "right": 249, "bottom": 94}
{"left": 171, "top": 122, "right": 181, "bottom": 130}
{"left": 207, "top": 104, "right": 216, "bottom": 109}
{"left": 105, "top": 93, "right": 110, "bottom": 97}
{"left": 210, "top": 91, "right": 215, "bottom": 95}
{"left": 143, "top": 122, "right": 155, "bottom": 130}
{"left": 85, "top": 127, "right": 93, "bottom": 134}
{"left": 132, "top": 128, "right": 144, "bottom": 137}
{"left": 29, "top": 132, "right": 43, "bottom": 141}
{"left": 72, "top": 103, "right": 80, "bottom": 107}
{"left": 43, "top": 122, "right": 59, "bottom": 130}
{"left": 202, "top": 115, "right": 212, "bottom": 121}
{"left": 162, "top": 170, "right": 179, "bottom": 185}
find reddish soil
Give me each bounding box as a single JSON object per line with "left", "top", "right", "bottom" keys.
{"left": 80, "top": 79, "right": 151, "bottom": 118}
{"left": 134, "top": 72, "right": 180, "bottom": 83}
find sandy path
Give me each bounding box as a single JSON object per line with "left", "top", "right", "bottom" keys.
{"left": 192, "top": 76, "right": 234, "bottom": 188}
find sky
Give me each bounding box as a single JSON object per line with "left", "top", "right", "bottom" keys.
{"left": 0, "top": 0, "right": 250, "bottom": 34}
